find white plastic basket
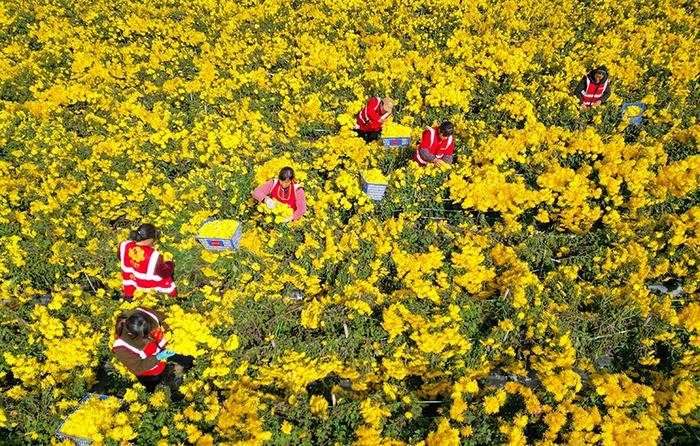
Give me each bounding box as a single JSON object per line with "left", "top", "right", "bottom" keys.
{"left": 360, "top": 174, "right": 388, "bottom": 201}
{"left": 196, "top": 219, "right": 242, "bottom": 251}
{"left": 55, "top": 393, "right": 122, "bottom": 445}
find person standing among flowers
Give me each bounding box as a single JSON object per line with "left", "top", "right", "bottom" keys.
{"left": 112, "top": 307, "right": 193, "bottom": 393}
{"left": 354, "top": 96, "right": 394, "bottom": 143}
{"left": 252, "top": 166, "right": 307, "bottom": 222}
{"left": 413, "top": 120, "right": 455, "bottom": 167}
{"left": 118, "top": 223, "right": 177, "bottom": 299}
{"left": 574, "top": 66, "right": 611, "bottom": 108}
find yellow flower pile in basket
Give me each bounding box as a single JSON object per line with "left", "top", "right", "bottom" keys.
{"left": 362, "top": 169, "right": 388, "bottom": 184}
{"left": 60, "top": 395, "right": 122, "bottom": 442}
{"left": 624, "top": 105, "right": 643, "bottom": 118}
{"left": 198, "top": 219, "right": 240, "bottom": 238}
{"left": 258, "top": 199, "right": 294, "bottom": 223}
{"left": 382, "top": 122, "right": 412, "bottom": 138}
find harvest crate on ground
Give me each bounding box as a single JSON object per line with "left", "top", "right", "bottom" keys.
{"left": 196, "top": 219, "right": 242, "bottom": 251}
{"left": 55, "top": 394, "right": 122, "bottom": 446}
{"left": 360, "top": 169, "right": 389, "bottom": 201}
{"left": 381, "top": 136, "right": 411, "bottom": 150}
{"left": 621, "top": 102, "right": 646, "bottom": 125}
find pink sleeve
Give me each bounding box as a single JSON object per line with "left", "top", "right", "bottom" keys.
{"left": 252, "top": 179, "right": 275, "bottom": 202}
{"left": 292, "top": 188, "right": 307, "bottom": 221}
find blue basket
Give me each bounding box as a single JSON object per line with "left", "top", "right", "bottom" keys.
{"left": 360, "top": 174, "right": 388, "bottom": 201}
{"left": 381, "top": 136, "right": 411, "bottom": 149}
{"left": 621, "top": 102, "right": 645, "bottom": 126}
{"left": 196, "top": 219, "right": 242, "bottom": 251}
{"left": 56, "top": 394, "right": 121, "bottom": 445}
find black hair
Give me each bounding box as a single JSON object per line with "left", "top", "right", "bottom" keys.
{"left": 595, "top": 66, "right": 608, "bottom": 75}
{"left": 124, "top": 312, "right": 151, "bottom": 339}
{"left": 129, "top": 223, "right": 158, "bottom": 242}
{"left": 278, "top": 167, "right": 295, "bottom": 181}
{"left": 439, "top": 120, "right": 454, "bottom": 137}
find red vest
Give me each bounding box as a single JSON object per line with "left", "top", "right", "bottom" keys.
{"left": 581, "top": 78, "right": 608, "bottom": 105}
{"left": 414, "top": 127, "right": 454, "bottom": 166}
{"left": 270, "top": 179, "right": 302, "bottom": 211}
{"left": 355, "top": 97, "right": 390, "bottom": 132}
{"left": 119, "top": 241, "right": 175, "bottom": 297}
{"left": 112, "top": 308, "right": 168, "bottom": 377}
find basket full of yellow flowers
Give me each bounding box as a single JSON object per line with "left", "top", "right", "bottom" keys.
{"left": 360, "top": 169, "right": 389, "bottom": 201}
{"left": 55, "top": 393, "right": 123, "bottom": 445}
{"left": 196, "top": 219, "right": 242, "bottom": 250}
{"left": 621, "top": 102, "right": 645, "bottom": 126}
{"left": 381, "top": 122, "right": 412, "bottom": 149}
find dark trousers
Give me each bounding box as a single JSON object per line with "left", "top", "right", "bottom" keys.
{"left": 354, "top": 129, "right": 381, "bottom": 143}
{"left": 137, "top": 354, "right": 194, "bottom": 392}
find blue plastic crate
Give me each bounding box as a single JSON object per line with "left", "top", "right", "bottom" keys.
{"left": 360, "top": 174, "right": 388, "bottom": 201}
{"left": 196, "top": 219, "right": 242, "bottom": 251}
{"left": 381, "top": 136, "right": 411, "bottom": 149}
{"left": 56, "top": 393, "right": 122, "bottom": 445}
{"left": 621, "top": 102, "right": 645, "bottom": 126}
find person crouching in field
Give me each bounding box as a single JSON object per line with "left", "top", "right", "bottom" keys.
{"left": 574, "top": 66, "right": 611, "bottom": 109}
{"left": 354, "top": 96, "right": 394, "bottom": 143}
{"left": 413, "top": 120, "right": 455, "bottom": 167}
{"left": 252, "top": 166, "right": 307, "bottom": 222}
{"left": 118, "top": 224, "right": 177, "bottom": 299}
{"left": 112, "top": 307, "right": 193, "bottom": 393}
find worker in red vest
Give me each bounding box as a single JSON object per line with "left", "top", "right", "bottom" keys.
{"left": 118, "top": 224, "right": 177, "bottom": 299}
{"left": 112, "top": 307, "right": 193, "bottom": 392}
{"left": 252, "top": 166, "right": 307, "bottom": 221}
{"left": 413, "top": 120, "right": 455, "bottom": 167}
{"left": 574, "top": 66, "right": 611, "bottom": 108}
{"left": 354, "top": 96, "right": 394, "bottom": 143}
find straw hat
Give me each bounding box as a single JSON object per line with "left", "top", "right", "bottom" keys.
{"left": 381, "top": 97, "right": 394, "bottom": 114}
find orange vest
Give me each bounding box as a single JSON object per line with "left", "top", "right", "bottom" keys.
{"left": 119, "top": 241, "right": 175, "bottom": 296}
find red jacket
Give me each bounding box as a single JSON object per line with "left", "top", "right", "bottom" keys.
{"left": 118, "top": 241, "right": 176, "bottom": 297}
{"left": 413, "top": 127, "right": 454, "bottom": 166}
{"left": 355, "top": 97, "right": 391, "bottom": 132}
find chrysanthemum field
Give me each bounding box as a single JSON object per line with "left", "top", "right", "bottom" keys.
{"left": 1, "top": 0, "right": 699, "bottom": 444}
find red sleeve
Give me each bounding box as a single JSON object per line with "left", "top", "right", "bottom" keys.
{"left": 154, "top": 255, "right": 174, "bottom": 279}
{"left": 292, "top": 188, "right": 307, "bottom": 221}
{"left": 365, "top": 97, "right": 382, "bottom": 122}
{"left": 445, "top": 138, "right": 454, "bottom": 156}
{"left": 419, "top": 129, "right": 432, "bottom": 150}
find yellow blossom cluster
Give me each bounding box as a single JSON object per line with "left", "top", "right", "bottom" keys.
{"left": 257, "top": 199, "right": 294, "bottom": 223}
{"left": 361, "top": 168, "right": 388, "bottom": 184}
{"left": 381, "top": 122, "right": 413, "bottom": 138}
{"left": 1, "top": 0, "right": 699, "bottom": 444}
{"left": 59, "top": 395, "right": 132, "bottom": 444}
{"left": 197, "top": 219, "right": 240, "bottom": 239}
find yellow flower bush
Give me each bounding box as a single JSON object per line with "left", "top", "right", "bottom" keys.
{"left": 1, "top": 0, "right": 700, "bottom": 444}
{"left": 257, "top": 199, "right": 294, "bottom": 223}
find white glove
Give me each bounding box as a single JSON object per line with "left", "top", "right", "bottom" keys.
{"left": 264, "top": 197, "right": 276, "bottom": 209}
{"left": 284, "top": 216, "right": 293, "bottom": 223}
